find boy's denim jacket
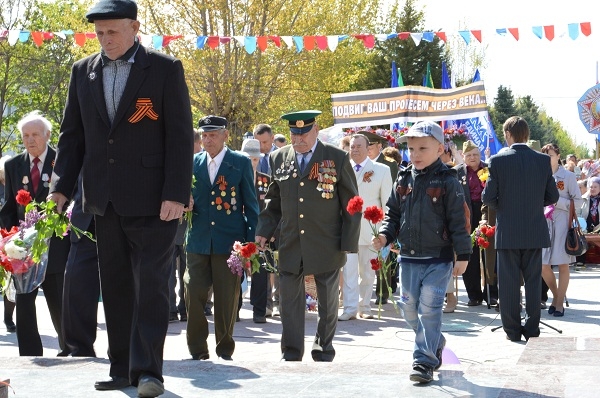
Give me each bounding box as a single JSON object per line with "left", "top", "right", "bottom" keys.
{"left": 380, "top": 158, "right": 472, "bottom": 262}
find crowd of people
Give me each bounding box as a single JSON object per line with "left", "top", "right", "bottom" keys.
{"left": 0, "top": 0, "right": 596, "bottom": 395}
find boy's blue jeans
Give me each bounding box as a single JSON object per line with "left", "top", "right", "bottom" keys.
{"left": 399, "top": 261, "right": 452, "bottom": 369}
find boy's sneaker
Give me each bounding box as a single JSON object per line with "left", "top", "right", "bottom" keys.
{"left": 434, "top": 337, "right": 446, "bottom": 370}
{"left": 409, "top": 364, "right": 433, "bottom": 383}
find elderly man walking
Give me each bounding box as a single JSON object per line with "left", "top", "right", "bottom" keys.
{"left": 48, "top": 0, "right": 194, "bottom": 395}
{"left": 256, "top": 110, "right": 360, "bottom": 362}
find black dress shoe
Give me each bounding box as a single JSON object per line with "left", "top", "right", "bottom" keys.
{"left": 179, "top": 313, "right": 187, "bottom": 322}
{"left": 4, "top": 320, "right": 16, "bottom": 333}
{"left": 137, "top": 375, "right": 164, "bottom": 398}
{"left": 374, "top": 298, "right": 388, "bottom": 305}
{"left": 253, "top": 315, "right": 267, "bottom": 323}
{"left": 94, "top": 376, "right": 130, "bottom": 390}
{"left": 191, "top": 353, "right": 209, "bottom": 360}
{"left": 467, "top": 299, "right": 482, "bottom": 306}
{"left": 311, "top": 350, "right": 334, "bottom": 362}
{"left": 169, "top": 312, "right": 179, "bottom": 322}
{"left": 219, "top": 354, "right": 233, "bottom": 361}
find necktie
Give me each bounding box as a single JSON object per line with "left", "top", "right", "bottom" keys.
{"left": 31, "top": 157, "right": 41, "bottom": 193}
{"left": 300, "top": 151, "right": 311, "bottom": 173}
{"left": 354, "top": 164, "right": 362, "bottom": 172}
{"left": 209, "top": 159, "right": 217, "bottom": 184}
{"left": 260, "top": 155, "right": 269, "bottom": 173}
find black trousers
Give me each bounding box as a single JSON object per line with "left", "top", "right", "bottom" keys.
{"left": 95, "top": 204, "right": 177, "bottom": 385}
{"left": 16, "top": 272, "right": 66, "bottom": 356}
{"left": 464, "top": 201, "right": 485, "bottom": 301}
{"left": 250, "top": 264, "right": 269, "bottom": 316}
{"left": 62, "top": 234, "right": 100, "bottom": 357}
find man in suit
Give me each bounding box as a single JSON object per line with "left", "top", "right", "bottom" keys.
{"left": 482, "top": 116, "right": 559, "bottom": 342}
{"left": 185, "top": 115, "right": 259, "bottom": 361}
{"left": 256, "top": 110, "right": 360, "bottom": 362}
{"left": 62, "top": 176, "right": 99, "bottom": 357}
{"left": 0, "top": 110, "right": 71, "bottom": 356}
{"left": 339, "top": 134, "right": 393, "bottom": 321}
{"left": 48, "top": 0, "right": 193, "bottom": 396}
{"left": 363, "top": 131, "right": 398, "bottom": 303}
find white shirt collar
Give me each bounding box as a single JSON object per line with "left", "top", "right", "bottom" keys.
{"left": 207, "top": 146, "right": 228, "bottom": 168}
{"left": 29, "top": 146, "right": 48, "bottom": 167}
{"left": 350, "top": 157, "right": 369, "bottom": 170}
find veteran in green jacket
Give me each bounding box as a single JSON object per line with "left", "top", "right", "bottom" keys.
{"left": 256, "top": 110, "right": 360, "bottom": 362}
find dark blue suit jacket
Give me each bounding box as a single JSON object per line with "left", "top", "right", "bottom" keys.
{"left": 186, "top": 148, "right": 259, "bottom": 255}
{"left": 482, "top": 144, "right": 559, "bottom": 249}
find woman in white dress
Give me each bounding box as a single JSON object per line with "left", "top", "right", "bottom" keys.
{"left": 541, "top": 144, "right": 582, "bottom": 317}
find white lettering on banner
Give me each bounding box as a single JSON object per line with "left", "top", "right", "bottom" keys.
{"left": 367, "top": 101, "right": 388, "bottom": 114}
{"left": 465, "top": 117, "right": 487, "bottom": 149}
{"left": 459, "top": 94, "right": 484, "bottom": 107}
{"left": 333, "top": 104, "right": 365, "bottom": 118}
{"left": 431, "top": 99, "right": 457, "bottom": 111}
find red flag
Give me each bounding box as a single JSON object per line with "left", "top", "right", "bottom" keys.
{"left": 398, "top": 32, "right": 410, "bottom": 40}
{"left": 435, "top": 32, "right": 446, "bottom": 43}
{"left": 42, "top": 32, "right": 54, "bottom": 40}
{"left": 268, "top": 35, "right": 281, "bottom": 47}
{"left": 257, "top": 36, "right": 268, "bottom": 51}
{"left": 544, "top": 25, "right": 554, "bottom": 41}
{"left": 508, "top": 28, "right": 519, "bottom": 40}
{"left": 31, "top": 31, "right": 43, "bottom": 47}
{"left": 304, "top": 36, "right": 315, "bottom": 50}
{"left": 581, "top": 22, "right": 592, "bottom": 37}
{"left": 354, "top": 34, "right": 374, "bottom": 48}
{"left": 219, "top": 37, "right": 231, "bottom": 44}
{"left": 207, "top": 36, "right": 219, "bottom": 49}
{"left": 162, "top": 35, "right": 182, "bottom": 47}
{"left": 471, "top": 30, "right": 482, "bottom": 43}
{"left": 315, "top": 36, "right": 327, "bottom": 50}
{"left": 74, "top": 33, "right": 86, "bottom": 47}
{"left": 85, "top": 32, "right": 97, "bottom": 39}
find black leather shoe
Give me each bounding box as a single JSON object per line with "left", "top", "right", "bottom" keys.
{"left": 374, "top": 298, "right": 388, "bottom": 305}
{"left": 169, "top": 312, "right": 179, "bottom": 322}
{"left": 253, "top": 315, "right": 267, "bottom": 323}
{"left": 137, "top": 375, "right": 164, "bottom": 398}
{"left": 94, "top": 376, "right": 130, "bottom": 391}
{"left": 4, "top": 320, "right": 16, "bottom": 333}
{"left": 191, "top": 353, "right": 209, "bottom": 360}
{"left": 179, "top": 313, "right": 187, "bottom": 322}
{"left": 219, "top": 354, "right": 233, "bottom": 361}
{"left": 467, "top": 299, "right": 482, "bottom": 306}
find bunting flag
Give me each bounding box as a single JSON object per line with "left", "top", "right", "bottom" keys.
{"left": 0, "top": 21, "right": 593, "bottom": 51}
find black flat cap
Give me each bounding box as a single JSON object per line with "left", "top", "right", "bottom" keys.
{"left": 198, "top": 115, "right": 228, "bottom": 132}
{"left": 86, "top": 0, "right": 138, "bottom": 22}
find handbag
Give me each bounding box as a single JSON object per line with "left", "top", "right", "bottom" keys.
{"left": 565, "top": 198, "right": 588, "bottom": 256}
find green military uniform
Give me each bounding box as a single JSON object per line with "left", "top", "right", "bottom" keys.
{"left": 256, "top": 110, "right": 360, "bottom": 361}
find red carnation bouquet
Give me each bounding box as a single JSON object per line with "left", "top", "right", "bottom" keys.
{"left": 0, "top": 190, "right": 95, "bottom": 294}
{"left": 471, "top": 224, "right": 496, "bottom": 249}
{"left": 347, "top": 196, "right": 397, "bottom": 317}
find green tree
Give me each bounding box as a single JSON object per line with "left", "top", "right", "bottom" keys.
{"left": 139, "top": 0, "right": 380, "bottom": 147}
{"left": 353, "top": 0, "right": 448, "bottom": 91}
{"left": 0, "top": 0, "right": 95, "bottom": 153}
{"left": 489, "top": 85, "right": 516, "bottom": 140}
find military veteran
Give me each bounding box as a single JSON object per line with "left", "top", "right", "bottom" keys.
{"left": 256, "top": 110, "right": 360, "bottom": 362}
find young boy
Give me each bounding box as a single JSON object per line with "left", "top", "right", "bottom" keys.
{"left": 372, "top": 121, "right": 471, "bottom": 383}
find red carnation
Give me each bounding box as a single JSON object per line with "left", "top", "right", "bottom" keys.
{"left": 364, "top": 206, "right": 385, "bottom": 224}
{"left": 16, "top": 189, "right": 32, "bottom": 206}
{"left": 370, "top": 258, "right": 381, "bottom": 271}
{"left": 240, "top": 242, "right": 257, "bottom": 259}
{"left": 485, "top": 227, "right": 495, "bottom": 237}
{"left": 477, "top": 237, "right": 487, "bottom": 247}
{"left": 0, "top": 226, "right": 18, "bottom": 239}
{"left": 346, "top": 196, "right": 364, "bottom": 216}
{"left": 479, "top": 225, "right": 488, "bottom": 234}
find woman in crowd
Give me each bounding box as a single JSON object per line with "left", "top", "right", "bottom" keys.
{"left": 541, "top": 143, "right": 582, "bottom": 317}
{"left": 575, "top": 176, "right": 600, "bottom": 267}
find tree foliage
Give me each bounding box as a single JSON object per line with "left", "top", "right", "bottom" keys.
{"left": 0, "top": 0, "right": 95, "bottom": 154}
{"left": 139, "top": 0, "right": 380, "bottom": 148}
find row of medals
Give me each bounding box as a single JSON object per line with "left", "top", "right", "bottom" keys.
{"left": 212, "top": 188, "right": 237, "bottom": 215}
{"left": 316, "top": 162, "right": 336, "bottom": 199}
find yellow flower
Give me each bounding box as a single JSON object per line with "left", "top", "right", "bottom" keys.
{"left": 477, "top": 167, "right": 489, "bottom": 183}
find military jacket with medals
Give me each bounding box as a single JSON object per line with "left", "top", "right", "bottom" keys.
{"left": 256, "top": 140, "right": 360, "bottom": 275}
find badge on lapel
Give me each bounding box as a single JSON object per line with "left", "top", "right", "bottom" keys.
{"left": 22, "top": 176, "right": 29, "bottom": 191}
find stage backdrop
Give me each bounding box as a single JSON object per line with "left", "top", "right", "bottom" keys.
{"left": 330, "top": 81, "right": 503, "bottom": 157}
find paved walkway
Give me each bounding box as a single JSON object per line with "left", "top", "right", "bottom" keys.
{"left": 1, "top": 265, "right": 599, "bottom": 397}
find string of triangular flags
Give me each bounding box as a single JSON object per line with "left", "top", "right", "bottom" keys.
{"left": 0, "top": 22, "right": 592, "bottom": 51}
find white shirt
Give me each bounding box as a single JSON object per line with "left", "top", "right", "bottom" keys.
{"left": 350, "top": 158, "right": 368, "bottom": 173}
{"left": 207, "top": 146, "right": 227, "bottom": 184}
